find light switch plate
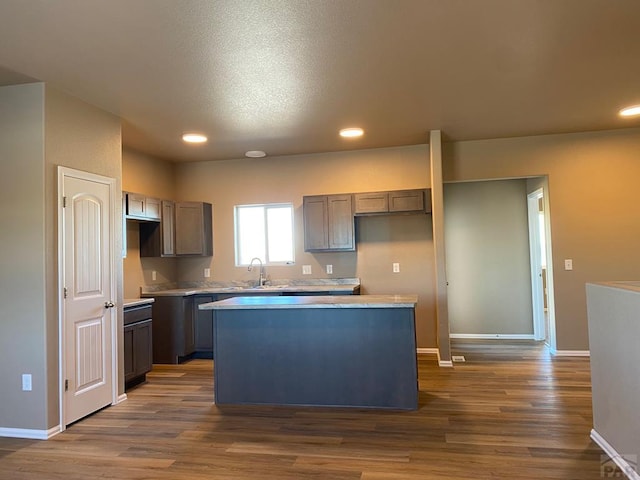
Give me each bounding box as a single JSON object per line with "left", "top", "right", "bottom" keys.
{"left": 303, "top": 265, "right": 312, "bottom": 275}
{"left": 326, "top": 264, "right": 333, "bottom": 274}
{"left": 564, "top": 259, "right": 573, "bottom": 271}
{"left": 151, "top": 270, "right": 157, "bottom": 281}
{"left": 22, "top": 374, "right": 32, "bottom": 391}
{"left": 204, "top": 268, "right": 211, "bottom": 278}
{"left": 393, "top": 262, "right": 400, "bottom": 273}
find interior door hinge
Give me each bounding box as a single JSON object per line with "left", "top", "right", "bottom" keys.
{"left": 63, "top": 196, "right": 67, "bottom": 208}
{"left": 64, "top": 379, "right": 69, "bottom": 392}
{"left": 63, "top": 287, "right": 68, "bottom": 299}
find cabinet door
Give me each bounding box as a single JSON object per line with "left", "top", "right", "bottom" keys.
{"left": 182, "top": 297, "right": 196, "bottom": 356}
{"left": 175, "top": 202, "right": 213, "bottom": 256}
{"left": 124, "top": 325, "right": 135, "bottom": 382}
{"left": 161, "top": 200, "right": 175, "bottom": 256}
{"left": 354, "top": 192, "right": 388, "bottom": 214}
{"left": 127, "top": 193, "right": 145, "bottom": 217}
{"left": 194, "top": 295, "right": 214, "bottom": 352}
{"left": 303, "top": 196, "right": 328, "bottom": 251}
{"left": 145, "top": 197, "right": 162, "bottom": 220}
{"left": 134, "top": 320, "right": 153, "bottom": 377}
{"left": 388, "top": 190, "right": 425, "bottom": 212}
{"left": 327, "top": 195, "right": 355, "bottom": 250}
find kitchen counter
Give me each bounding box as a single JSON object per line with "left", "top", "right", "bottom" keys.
{"left": 199, "top": 294, "right": 417, "bottom": 310}
{"left": 141, "top": 278, "right": 361, "bottom": 297}
{"left": 123, "top": 298, "right": 155, "bottom": 308}
{"left": 207, "top": 293, "right": 419, "bottom": 410}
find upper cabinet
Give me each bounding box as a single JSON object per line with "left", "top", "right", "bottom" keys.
{"left": 139, "top": 200, "right": 213, "bottom": 257}
{"left": 354, "top": 189, "right": 431, "bottom": 215}
{"left": 303, "top": 194, "right": 355, "bottom": 252}
{"left": 125, "top": 193, "right": 161, "bottom": 221}
{"left": 175, "top": 202, "right": 213, "bottom": 256}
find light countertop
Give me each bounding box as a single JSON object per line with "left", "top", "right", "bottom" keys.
{"left": 141, "top": 279, "right": 361, "bottom": 297}
{"left": 587, "top": 281, "right": 640, "bottom": 294}
{"left": 199, "top": 294, "right": 418, "bottom": 310}
{"left": 123, "top": 298, "right": 155, "bottom": 308}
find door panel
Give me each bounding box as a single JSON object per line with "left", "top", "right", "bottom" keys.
{"left": 62, "top": 169, "right": 114, "bottom": 426}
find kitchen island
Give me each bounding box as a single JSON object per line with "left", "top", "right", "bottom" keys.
{"left": 199, "top": 295, "right": 419, "bottom": 410}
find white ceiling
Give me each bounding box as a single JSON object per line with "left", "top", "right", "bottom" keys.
{"left": 1, "top": 0, "right": 640, "bottom": 163}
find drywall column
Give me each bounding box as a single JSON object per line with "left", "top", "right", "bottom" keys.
{"left": 430, "top": 130, "right": 452, "bottom": 366}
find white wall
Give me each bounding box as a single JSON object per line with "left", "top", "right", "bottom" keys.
{"left": 444, "top": 179, "right": 533, "bottom": 336}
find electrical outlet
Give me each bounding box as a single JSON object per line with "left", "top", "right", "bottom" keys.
{"left": 564, "top": 259, "right": 573, "bottom": 271}
{"left": 302, "top": 265, "right": 312, "bottom": 275}
{"left": 151, "top": 270, "right": 157, "bottom": 281}
{"left": 204, "top": 268, "right": 211, "bottom": 278}
{"left": 22, "top": 374, "right": 32, "bottom": 391}
{"left": 326, "top": 264, "right": 333, "bottom": 274}
{"left": 393, "top": 262, "right": 400, "bottom": 273}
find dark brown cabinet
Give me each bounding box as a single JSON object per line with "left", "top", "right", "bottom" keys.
{"left": 354, "top": 189, "right": 431, "bottom": 215}
{"left": 176, "top": 202, "right": 213, "bottom": 256}
{"left": 194, "top": 295, "right": 214, "bottom": 357}
{"left": 123, "top": 304, "right": 153, "bottom": 389}
{"left": 125, "top": 193, "right": 161, "bottom": 221}
{"left": 303, "top": 194, "right": 355, "bottom": 252}
{"left": 151, "top": 296, "right": 195, "bottom": 364}
{"left": 140, "top": 201, "right": 212, "bottom": 257}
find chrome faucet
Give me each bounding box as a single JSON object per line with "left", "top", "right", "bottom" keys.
{"left": 248, "top": 257, "right": 266, "bottom": 286}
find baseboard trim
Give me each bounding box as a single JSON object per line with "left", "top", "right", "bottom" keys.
{"left": 591, "top": 428, "right": 640, "bottom": 480}
{"left": 552, "top": 350, "right": 590, "bottom": 357}
{"left": 450, "top": 333, "right": 535, "bottom": 340}
{"left": 436, "top": 349, "right": 453, "bottom": 367}
{"left": 0, "top": 425, "right": 61, "bottom": 440}
{"left": 416, "top": 347, "right": 439, "bottom": 355}
{"left": 115, "top": 393, "right": 128, "bottom": 404}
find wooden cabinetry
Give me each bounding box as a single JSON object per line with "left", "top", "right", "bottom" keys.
{"left": 125, "top": 193, "right": 161, "bottom": 221}
{"left": 354, "top": 189, "right": 431, "bottom": 215}
{"left": 303, "top": 194, "right": 355, "bottom": 252}
{"left": 175, "top": 202, "right": 213, "bottom": 256}
{"left": 123, "top": 304, "right": 153, "bottom": 389}
{"left": 151, "top": 296, "right": 195, "bottom": 364}
{"left": 194, "top": 295, "right": 214, "bottom": 357}
{"left": 140, "top": 201, "right": 212, "bottom": 257}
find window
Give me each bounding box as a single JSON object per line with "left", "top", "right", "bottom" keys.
{"left": 234, "top": 203, "right": 294, "bottom": 266}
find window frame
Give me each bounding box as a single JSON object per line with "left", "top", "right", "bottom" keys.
{"left": 234, "top": 202, "right": 295, "bottom": 267}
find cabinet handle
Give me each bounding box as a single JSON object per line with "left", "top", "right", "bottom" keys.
{"left": 104, "top": 301, "right": 115, "bottom": 309}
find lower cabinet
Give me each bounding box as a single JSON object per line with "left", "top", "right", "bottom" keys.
{"left": 152, "top": 296, "right": 195, "bottom": 364}
{"left": 194, "top": 295, "right": 215, "bottom": 358}
{"left": 124, "top": 305, "right": 153, "bottom": 389}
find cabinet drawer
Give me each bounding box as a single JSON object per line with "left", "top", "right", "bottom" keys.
{"left": 124, "top": 304, "right": 152, "bottom": 325}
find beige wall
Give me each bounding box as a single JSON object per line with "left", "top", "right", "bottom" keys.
{"left": 444, "top": 179, "right": 533, "bottom": 335}
{"left": 0, "top": 83, "right": 48, "bottom": 431}
{"left": 122, "top": 148, "right": 177, "bottom": 298}
{"left": 122, "top": 145, "right": 438, "bottom": 346}
{"left": 443, "top": 127, "right": 640, "bottom": 350}
{"left": 0, "top": 83, "right": 121, "bottom": 433}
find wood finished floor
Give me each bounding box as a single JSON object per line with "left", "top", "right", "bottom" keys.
{"left": 0, "top": 341, "right": 605, "bottom": 479}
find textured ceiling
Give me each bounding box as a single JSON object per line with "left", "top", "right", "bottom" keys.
{"left": 1, "top": 0, "right": 640, "bottom": 163}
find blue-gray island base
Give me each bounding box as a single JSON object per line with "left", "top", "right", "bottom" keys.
{"left": 199, "top": 295, "right": 419, "bottom": 410}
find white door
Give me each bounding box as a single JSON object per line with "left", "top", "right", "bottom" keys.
{"left": 60, "top": 167, "right": 116, "bottom": 426}
{"left": 527, "top": 188, "right": 547, "bottom": 342}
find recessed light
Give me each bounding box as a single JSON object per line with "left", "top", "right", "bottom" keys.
{"left": 619, "top": 105, "right": 640, "bottom": 117}
{"left": 339, "top": 127, "right": 364, "bottom": 138}
{"left": 245, "top": 150, "right": 267, "bottom": 158}
{"left": 182, "top": 133, "right": 208, "bottom": 143}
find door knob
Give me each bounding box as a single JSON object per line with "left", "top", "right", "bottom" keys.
{"left": 104, "top": 301, "right": 115, "bottom": 308}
